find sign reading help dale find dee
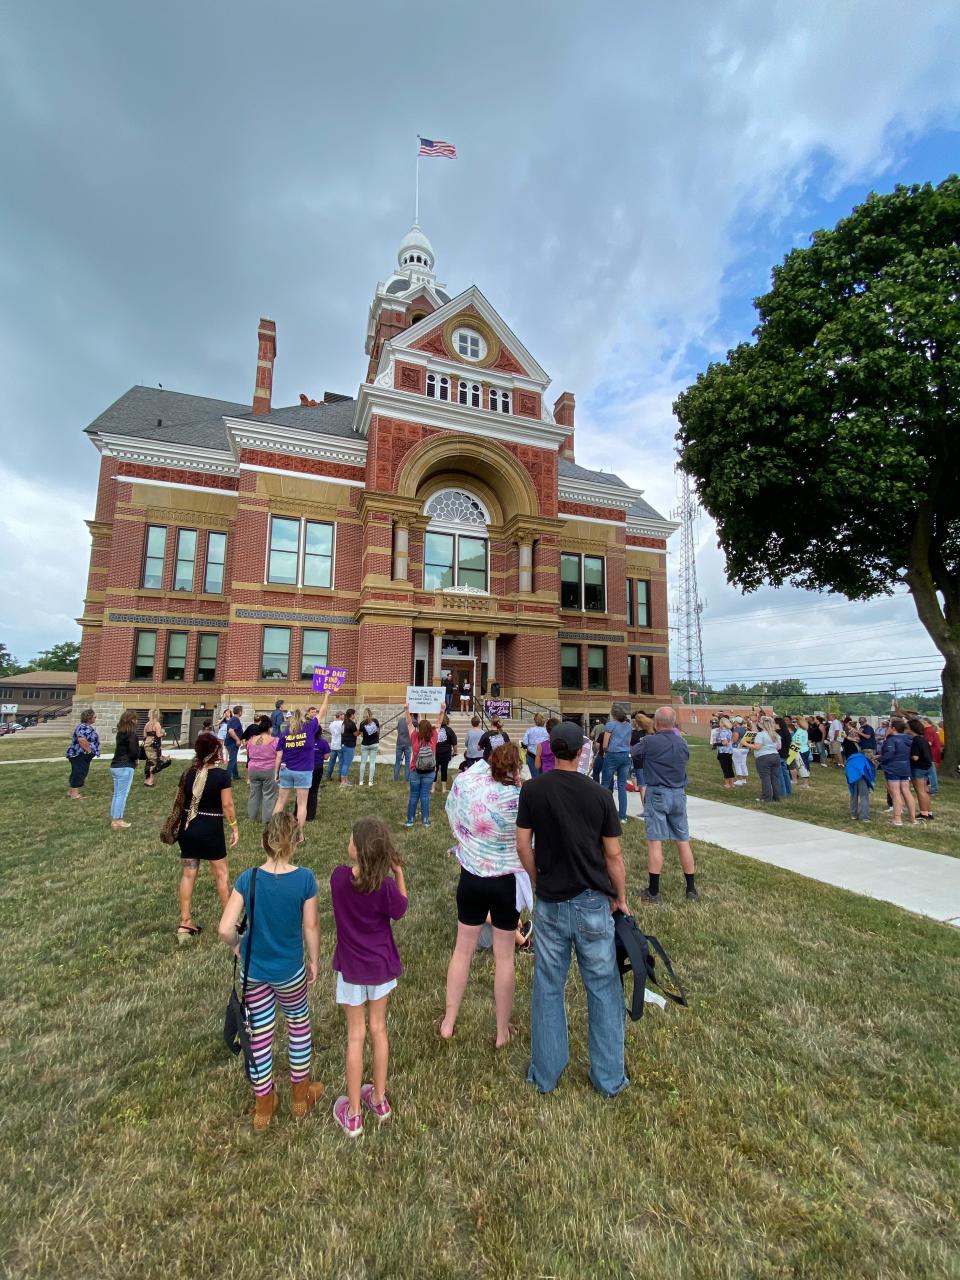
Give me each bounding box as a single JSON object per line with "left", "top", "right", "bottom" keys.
{"left": 312, "top": 666, "right": 348, "bottom": 694}
{"left": 406, "top": 685, "right": 446, "bottom": 715}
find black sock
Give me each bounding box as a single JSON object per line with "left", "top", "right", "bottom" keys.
{"left": 648, "top": 873, "right": 660, "bottom": 895}
{"left": 684, "top": 873, "right": 696, "bottom": 891}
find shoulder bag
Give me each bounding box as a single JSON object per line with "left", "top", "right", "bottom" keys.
{"left": 613, "top": 910, "right": 688, "bottom": 1021}
{"left": 223, "top": 868, "right": 259, "bottom": 1081}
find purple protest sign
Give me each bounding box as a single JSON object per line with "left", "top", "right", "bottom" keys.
{"left": 312, "top": 666, "right": 348, "bottom": 694}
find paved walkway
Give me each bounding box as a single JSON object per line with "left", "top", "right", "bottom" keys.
{"left": 627, "top": 791, "right": 960, "bottom": 927}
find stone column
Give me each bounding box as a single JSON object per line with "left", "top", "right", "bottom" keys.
{"left": 392, "top": 519, "right": 410, "bottom": 581}
{"left": 486, "top": 634, "right": 497, "bottom": 684}
{"left": 518, "top": 540, "right": 533, "bottom": 593}
{"left": 432, "top": 630, "right": 444, "bottom": 681}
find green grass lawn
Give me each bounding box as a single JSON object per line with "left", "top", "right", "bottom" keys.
{"left": 1, "top": 762, "right": 958, "bottom": 1279}
{"left": 684, "top": 742, "right": 960, "bottom": 858}
{"left": 0, "top": 733, "right": 72, "bottom": 761}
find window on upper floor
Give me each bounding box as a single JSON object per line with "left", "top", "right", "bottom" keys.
{"left": 635, "top": 580, "right": 651, "bottom": 628}
{"left": 142, "top": 526, "right": 166, "bottom": 589}
{"left": 261, "top": 627, "right": 290, "bottom": 680}
{"left": 266, "top": 517, "right": 334, "bottom": 589}
{"left": 165, "top": 632, "right": 188, "bottom": 681}
{"left": 425, "top": 373, "right": 450, "bottom": 401}
{"left": 490, "top": 388, "right": 511, "bottom": 414}
{"left": 132, "top": 631, "right": 157, "bottom": 680}
{"left": 561, "top": 644, "right": 581, "bottom": 690}
{"left": 204, "top": 532, "right": 226, "bottom": 594}
{"left": 561, "top": 553, "right": 606, "bottom": 612}
{"left": 626, "top": 577, "right": 633, "bottom": 628}
{"left": 196, "top": 634, "right": 218, "bottom": 683}
{"left": 300, "top": 629, "right": 329, "bottom": 680}
{"left": 454, "top": 328, "right": 486, "bottom": 361}
{"left": 422, "top": 488, "right": 489, "bottom": 593}
{"left": 587, "top": 645, "right": 607, "bottom": 691}
{"left": 173, "top": 529, "right": 197, "bottom": 592}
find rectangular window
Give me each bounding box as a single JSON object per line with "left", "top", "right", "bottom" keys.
{"left": 267, "top": 517, "right": 300, "bottom": 585}
{"left": 142, "top": 526, "right": 166, "bottom": 589}
{"left": 165, "top": 632, "right": 188, "bottom": 681}
{"left": 560, "top": 554, "right": 581, "bottom": 610}
{"left": 261, "top": 627, "right": 291, "bottom": 679}
{"left": 636, "top": 580, "right": 650, "bottom": 628}
{"left": 300, "top": 629, "right": 329, "bottom": 680}
{"left": 560, "top": 643, "right": 581, "bottom": 689}
{"left": 424, "top": 532, "right": 455, "bottom": 591}
{"left": 628, "top": 654, "right": 637, "bottom": 695}
{"left": 457, "top": 536, "right": 487, "bottom": 591}
{"left": 132, "top": 630, "right": 157, "bottom": 680}
{"left": 304, "top": 522, "right": 333, "bottom": 588}
{"left": 586, "top": 645, "right": 607, "bottom": 691}
{"left": 204, "top": 532, "right": 226, "bottom": 594}
{"left": 173, "top": 529, "right": 197, "bottom": 591}
{"left": 626, "top": 577, "right": 633, "bottom": 627}
{"left": 639, "top": 655, "right": 653, "bottom": 695}
{"left": 583, "top": 556, "right": 606, "bottom": 612}
{"left": 196, "top": 633, "right": 218, "bottom": 682}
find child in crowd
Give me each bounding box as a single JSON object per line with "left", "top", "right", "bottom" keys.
{"left": 330, "top": 817, "right": 408, "bottom": 1136}
{"left": 843, "top": 740, "right": 875, "bottom": 822}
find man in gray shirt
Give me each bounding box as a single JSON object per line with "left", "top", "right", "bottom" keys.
{"left": 394, "top": 711, "right": 412, "bottom": 781}
{"left": 630, "top": 706, "right": 699, "bottom": 904}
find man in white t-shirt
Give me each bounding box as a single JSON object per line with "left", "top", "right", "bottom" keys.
{"left": 326, "top": 711, "right": 345, "bottom": 779}
{"left": 828, "top": 716, "right": 844, "bottom": 767}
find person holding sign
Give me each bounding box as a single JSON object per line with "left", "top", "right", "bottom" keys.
{"left": 273, "top": 693, "right": 330, "bottom": 838}
{"left": 402, "top": 704, "right": 437, "bottom": 827}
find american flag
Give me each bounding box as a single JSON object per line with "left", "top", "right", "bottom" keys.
{"left": 418, "top": 137, "right": 457, "bottom": 159}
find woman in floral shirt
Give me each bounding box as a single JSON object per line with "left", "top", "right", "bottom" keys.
{"left": 440, "top": 742, "right": 525, "bottom": 1047}
{"left": 66, "top": 709, "right": 100, "bottom": 799}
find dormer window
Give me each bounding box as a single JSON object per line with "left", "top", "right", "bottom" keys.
{"left": 427, "top": 374, "right": 449, "bottom": 401}
{"left": 458, "top": 381, "right": 482, "bottom": 407}
{"left": 490, "top": 389, "right": 511, "bottom": 414}
{"left": 454, "top": 327, "right": 486, "bottom": 361}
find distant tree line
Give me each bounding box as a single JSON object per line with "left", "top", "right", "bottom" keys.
{"left": 670, "top": 678, "right": 941, "bottom": 718}
{"left": 0, "top": 640, "right": 80, "bottom": 677}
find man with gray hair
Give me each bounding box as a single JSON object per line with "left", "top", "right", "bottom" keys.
{"left": 630, "top": 705, "right": 699, "bottom": 903}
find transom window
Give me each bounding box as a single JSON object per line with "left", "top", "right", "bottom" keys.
{"left": 266, "top": 517, "right": 334, "bottom": 588}
{"left": 454, "top": 328, "right": 486, "bottom": 361}
{"left": 561, "top": 553, "right": 606, "bottom": 612}
{"left": 423, "top": 487, "right": 489, "bottom": 592}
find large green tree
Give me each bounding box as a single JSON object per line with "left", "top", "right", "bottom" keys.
{"left": 33, "top": 641, "right": 80, "bottom": 671}
{"left": 675, "top": 176, "right": 959, "bottom": 774}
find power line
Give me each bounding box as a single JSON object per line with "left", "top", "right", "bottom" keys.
{"left": 704, "top": 654, "right": 940, "bottom": 674}
{"left": 698, "top": 592, "right": 915, "bottom": 625}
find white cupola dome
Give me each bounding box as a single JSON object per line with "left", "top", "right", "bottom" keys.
{"left": 397, "top": 223, "right": 435, "bottom": 272}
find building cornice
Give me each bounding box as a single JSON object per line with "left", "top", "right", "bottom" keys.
{"left": 355, "top": 384, "right": 570, "bottom": 451}
{"left": 626, "top": 517, "right": 679, "bottom": 540}
{"left": 224, "top": 418, "right": 369, "bottom": 468}
{"left": 377, "top": 345, "right": 547, "bottom": 396}
{"left": 94, "top": 433, "right": 239, "bottom": 476}
{"left": 558, "top": 475, "right": 642, "bottom": 510}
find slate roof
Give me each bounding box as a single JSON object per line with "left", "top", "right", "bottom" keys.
{"left": 557, "top": 458, "right": 671, "bottom": 524}
{"left": 626, "top": 494, "right": 672, "bottom": 524}
{"left": 85, "top": 385, "right": 359, "bottom": 453}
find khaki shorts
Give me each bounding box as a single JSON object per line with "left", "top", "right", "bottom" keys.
{"left": 828, "top": 740, "right": 843, "bottom": 757}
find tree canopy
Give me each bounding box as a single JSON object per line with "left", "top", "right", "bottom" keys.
{"left": 34, "top": 641, "right": 80, "bottom": 671}
{"left": 674, "top": 176, "right": 959, "bottom": 770}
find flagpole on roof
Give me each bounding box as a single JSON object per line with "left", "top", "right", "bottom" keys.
{"left": 415, "top": 136, "right": 421, "bottom": 224}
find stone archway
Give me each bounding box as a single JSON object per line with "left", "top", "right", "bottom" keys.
{"left": 394, "top": 434, "right": 540, "bottom": 525}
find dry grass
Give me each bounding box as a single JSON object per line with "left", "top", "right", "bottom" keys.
{"left": 685, "top": 742, "right": 960, "bottom": 858}
{"left": 0, "top": 762, "right": 958, "bottom": 1279}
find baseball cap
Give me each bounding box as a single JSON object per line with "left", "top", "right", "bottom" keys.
{"left": 550, "top": 720, "right": 585, "bottom": 760}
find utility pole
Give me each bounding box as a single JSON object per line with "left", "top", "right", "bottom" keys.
{"left": 672, "top": 471, "right": 706, "bottom": 693}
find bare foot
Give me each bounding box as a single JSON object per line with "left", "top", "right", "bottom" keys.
{"left": 434, "top": 1016, "right": 456, "bottom": 1041}
{"left": 111, "top": 820, "right": 131, "bottom": 829}
{"left": 495, "top": 1023, "right": 518, "bottom": 1050}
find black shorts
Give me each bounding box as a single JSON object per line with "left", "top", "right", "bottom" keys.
{"left": 718, "top": 752, "right": 734, "bottom": 779}
{"left": 456, "top": 867, "right": 519, "bottom": 932}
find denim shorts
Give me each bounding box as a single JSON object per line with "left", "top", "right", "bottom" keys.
{"left": 643, "top": 786, "right": 690, "bottom": 841}
{"left": 279, "top": 766, "right": 312, "bottom": 789}
{"left": 335, "top": 973, "right": 397, "bottom": 1006}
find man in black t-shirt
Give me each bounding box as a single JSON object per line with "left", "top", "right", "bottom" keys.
{"left": 517, "top": 721, "right": 630, "bottom": 1099}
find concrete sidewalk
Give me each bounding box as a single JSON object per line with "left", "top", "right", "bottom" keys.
{"left": 626, "top": 791, "right": 960, "bottom": 927}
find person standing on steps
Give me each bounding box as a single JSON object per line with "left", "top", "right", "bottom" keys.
{"left": 109, "top": 709, "right": 141, "bottom": 829}
{"left": 516, "top": 720, "right": 630, "bottom": 1099}
{"left": 218, "top": 811, "right": 323, "bottom": 1131}
{"left": 631, "top": 706, "right": 699, "bottom": 904}
{"left": 459, "top": 677, "right": 471, "bottom": 712}
{"left": 66, "top": 709, "right": 100, "bottom": 800}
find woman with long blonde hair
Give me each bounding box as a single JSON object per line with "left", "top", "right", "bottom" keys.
{"left": 273, "top": 694, "right": 331, "bottom": 837}
{"left": 746, "top": 715, "right": 784, "bottom": 802}
{"left": 174, "top": 731, "right": 238, "bottom": 941}
{"left": 143, "top": 707, "right": 168, "bottom": 788}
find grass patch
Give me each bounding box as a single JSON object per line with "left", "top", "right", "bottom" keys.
{"left": 685, "top": 742, "right": 960, "bottom": 858}
{"left": 1, "top": 763, "right": 958, "bottom": 1279}
{"left": 0, "top": 734, "right": 72, "bottom": 762}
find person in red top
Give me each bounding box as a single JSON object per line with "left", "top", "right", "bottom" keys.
{"left": 921, "top": 717, "right": 942, "bottom": 796}
{"left": 402, "top": 704, "right": 438, "bottom": 827}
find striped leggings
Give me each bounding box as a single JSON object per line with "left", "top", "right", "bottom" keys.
{"left": 245, "top": 968, "right": 312, "bottom": 1097}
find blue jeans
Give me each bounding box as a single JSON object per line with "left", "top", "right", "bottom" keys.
{"left": 592, "top": 753, "right": 603, "bottom": 783}
{"left": 326, "top": 748, "right": 341, "bottom": 779}
{"left": 407, "top": 770, "right": 435, "bottom": 824}
{"left": 394, "top": 743, "right": 411, "bottom": 781}
{"left": 779, "top": 760, "right": 793, "bottom": 796}
{"left": 927, "top": 764, "right": 939, "bottom": 795}
{"left": 339, "top": 745, "right": 356, "bottom": 779}
{"left": 110, "top": 766, "right": 134, "bottom": 820}
{"left": 602, "top": 750, "right": 631, "bottom": 820}
{"left": 226, "top": 739, "right": 240, "bottom": 780}
{"left": 527, "top": 890, "right": 628, "bottom": 1098}
{"left": 526, "top": 751, "right": 540, "bottom": 778}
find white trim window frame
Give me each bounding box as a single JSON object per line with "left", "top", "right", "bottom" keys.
{"left": 560, "top": 552, "right": 606, "bottom": 612}
{"left": 204, "top": 531, "right": 227, "bottom": 594}
{"left": 173, "top": 528, "right": 198, "bottom": 592}
{"left": 265, "top": 516, "right": 336, "bottom": 589}
{"left": 454, "top": 327, "right": 486, "bottom": 361}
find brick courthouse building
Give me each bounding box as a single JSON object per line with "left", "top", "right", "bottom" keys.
{"left": 75, "top": 224, "right": 676, "bottom": 736}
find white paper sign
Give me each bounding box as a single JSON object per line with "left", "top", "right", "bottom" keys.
{"left": 1, "top": 704, "right": 17, "bottom": 714}
{"left": 406, "top": 685, "right": 445, "bottom": 715}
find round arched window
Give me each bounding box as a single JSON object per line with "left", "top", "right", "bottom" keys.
{"left": 423, "top": 488, "right": 489, "bottom": 593}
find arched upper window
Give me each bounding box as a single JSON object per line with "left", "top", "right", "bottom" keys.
{"left": 471, "top": 383, "right": 481, "bottom": 408}
{"left": 423, "top": 488, "right": 489, "bottom": 593}
{"left": 426, "top": 373, "right": 436, "bottom": 398}
{"left": 458, "top": 380, "right": 468, "bottom": 405}
{"left": 490, "top": 388, "right": 511, "bottom": 414}
{"left": 438, "top": 375, "right": 449, "bottom": 401}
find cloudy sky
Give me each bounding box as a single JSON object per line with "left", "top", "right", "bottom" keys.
{"left": 2, "top": 1, "right": 957, "bottom": 695}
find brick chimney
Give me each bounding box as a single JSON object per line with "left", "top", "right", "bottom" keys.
{"left": 252, "top": 318, "right": 277, "bottom": 416}
{"left": 554, "top": 392, "right": 575, "bottom": 459}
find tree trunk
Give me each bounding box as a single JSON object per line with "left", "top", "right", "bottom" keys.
{"left": 940, "top": 649, "right": 960, "bottom": 779}
{"left": 905, "top": 566, "right": 959, "bottom": 779}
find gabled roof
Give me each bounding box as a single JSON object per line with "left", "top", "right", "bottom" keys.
{"left": 230, "top": 399, "right": 358, "bottom": 439}
{"left": 0, "top": 670, "right": 78, "bottom": 687}
{"left": 386, "top": 286, "right": 550, "bottom": 385}
{"left": 85, "top": 386, "right": 249, "bottom": 453}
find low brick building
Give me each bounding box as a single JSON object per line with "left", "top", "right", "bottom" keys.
{"left": 1, "top": 670, "right": 77, "bottom": 723}
{"left": 74, "top": 224, "right": 676, "bottom": 735}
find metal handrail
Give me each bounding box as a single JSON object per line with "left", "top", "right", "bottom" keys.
{"left": 517, "top": 697, "right": 561, "bottom": 722}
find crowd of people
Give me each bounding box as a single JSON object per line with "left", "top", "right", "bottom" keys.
{"left": 706, "top": 710, "right": 945, "bottom": 825}
{"left": 63, "top": 697, "right": 702, "bottom": 1135}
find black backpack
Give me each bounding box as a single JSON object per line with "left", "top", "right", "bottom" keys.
{"left": 613, "top": 911, "right": 688, "bottom": 1021}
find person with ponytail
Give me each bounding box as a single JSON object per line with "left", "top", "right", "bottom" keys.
{"left": 174, "top": 731, "right": 239, "bottom": 942}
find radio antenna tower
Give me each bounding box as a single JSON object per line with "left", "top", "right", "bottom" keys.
{"left": 672, "top": 471, "right": 706, "bottom": 690}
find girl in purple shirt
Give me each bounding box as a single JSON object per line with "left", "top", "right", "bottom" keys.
{"left": 329, "top": 817, "right": 408, "bottom": 1137}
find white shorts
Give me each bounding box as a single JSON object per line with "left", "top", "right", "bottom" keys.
{"left": 335, "top": 973, "right": 397, "bottom": 1006}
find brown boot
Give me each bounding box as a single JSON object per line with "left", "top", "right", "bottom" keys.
{"left": 290, "top": 1080, "right": 325, "bottom": 1118}
{"left": 253, "top": 1089, "right": 279, "bottom": 1131}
